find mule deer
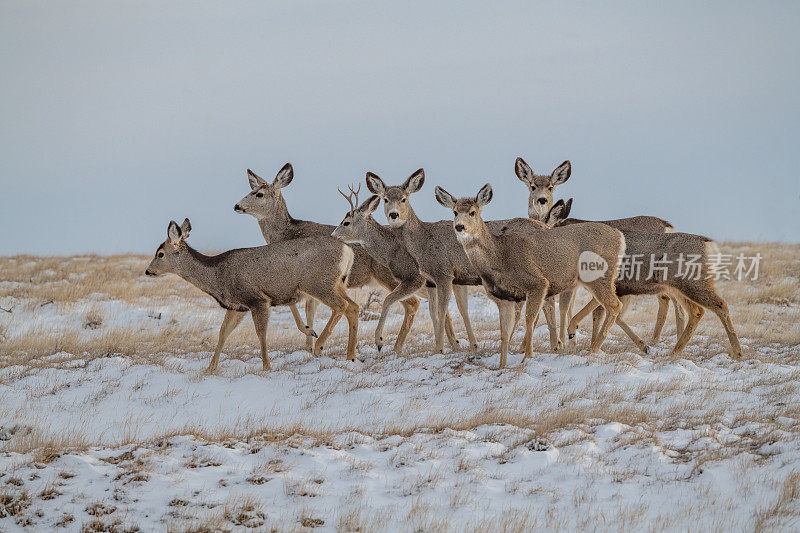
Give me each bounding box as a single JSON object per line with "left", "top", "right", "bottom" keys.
{"left": 514, "top": 157, "right": 685, "bottom": 344}
{"left": 366, "top": 169, "right": 485, "bottom": 354}
{"left": 566, "top": 233, "right": 743, "bottom": 359}
{"left": 145, "top": 219, "right": 359, "bottom": 370}
{"left": 332, "top": 187, "right": 428, "bottom": 352}
{"left": 435, "top": 184, "right": 626, "bottom": 368}
{"left": 234, "top": 163, "right": 419, "bottom": 353}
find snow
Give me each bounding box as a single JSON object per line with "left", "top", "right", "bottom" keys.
{"left": 1, "top": 290, "right": 799, "bottom": 530}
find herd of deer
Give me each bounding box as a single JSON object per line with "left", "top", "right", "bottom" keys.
{"left": 145, "top": 158, "right": 743, "bottom": 371}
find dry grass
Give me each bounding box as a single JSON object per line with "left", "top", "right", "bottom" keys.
{"left": 1, "top": 242, "right": 797, "bottom": 366}
{"left": 0, "top": 243, "right": 798, "bottom": 530}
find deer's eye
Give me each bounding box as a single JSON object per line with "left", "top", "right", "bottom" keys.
{"left": 548, "top": 186, "right": 553, "bottom": 191}
{"left": 255, "top": 192, "right": 264, "bottom": 198}
{"left": 469, "top": 211, "right": 475, "bottom": 217}
{"left": 158, "top": 252, "right": 164, "bottom": 258}
{"left": 401, "top": 198, "right": 406, "bottom": 203}
{"left": 343, "top": 221, "right": 350, "bottom": 226}
{"left": 453, "top": 211, "right": 458, "bottom": 216}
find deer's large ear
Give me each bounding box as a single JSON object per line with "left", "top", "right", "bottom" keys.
{"left": 247, "top": 169, "right": 267, "bottom": 191}
{"left": 544, "top": 199, "right": 570, "bottom": 226}
{"left": 365, "top": 172, "right": 387, "bottom": 196}
{"left": 551, "top": 160, "right": 571, "bottom": 185}
{"left": 434, "top": 186, "right": 456, "bottom": 209}
{"left": 562, "top": 197, "right": 573, "bottom": 218}
{"left": 515, "top": 157, "right": 534, "bottom": 184}
{"left": 358, "top": 195, "right": 381, "bottom": 216}
{"left": 475, "top": 183, "right": 493, "bottom": 206}
{"left": 180, "top": 218, "right": 192, "bottom": 239}
{"left": 273, "top": 163, "right": 294, "bottom": 189}
{"left": 167, "top": 220, "right": 182, "bottom": 244}
{"left": 403, "top": 169, "right": 425, "bottom": 194}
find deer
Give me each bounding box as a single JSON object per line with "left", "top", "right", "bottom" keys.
{"left": 513, "top": 157, "right": 686, "bottom": 347}
{"left": 366, "top": 169, "right": 489, "bottom": 355}
{"left": 565, "top": 231, "right": 744, "bottom": 359}
{"left": 331, "top": 186, "right": 429, "bottom": 352}
{"left": 144, "top": 219, "right": 359, "bottom": 371}
{"left": 234, "top": 163, "right": 420, "bottom": 354}
{"left": 434, "top": 183, "right": 626, "bottom": 368}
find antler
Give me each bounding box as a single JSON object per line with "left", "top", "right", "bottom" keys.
{"left": 337, "top": 183, "right": 361, "bottom": 213}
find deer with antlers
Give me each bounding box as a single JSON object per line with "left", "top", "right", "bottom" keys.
{"left": 234, "top": 164, "right": 423, "bottom": 354}
{"left": 331, "top": 184, "right": 433, "bottom": 352}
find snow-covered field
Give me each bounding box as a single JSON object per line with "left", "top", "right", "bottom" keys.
{"left": 1, "top": 243, "right": 799, "bottom": 531}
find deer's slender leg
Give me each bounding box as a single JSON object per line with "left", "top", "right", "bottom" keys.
{"left": 672, "top": 296, "right": 687, "bottom": 339}
{"left": 304, "top": 297, "right": 319, "bottom": 351}
{"left": 591, "top": 305, "right": 605, "bottom": 347}
{"left": 394, "top": 297, "right": 420, "bottom": 352}
{"left": 523, "top": 288, "right": 547, "bottom": 362}
{"left": 510, "top": 300, "right": 523, "bottom": 345}
{"left": 310, "top": 288, "right": 347, "bottom": 357}
{"left": 497, "top": 300, "right": 516, "bottom": 369}
{"left": 338, "top": 287, "right": 360, "bottom": 361}
{"left": 652, "top": 294, "right": 670, "bottom": 342}
{"left": 375, "top": 278, "right": 423, "bottom": 352}
{"left": 542, "top": 296, "right": 559, "bottom": 352}
{"left": 443, "top": 310, "right": 460, "bottom": 350}
{"left": 453, "top": 284, "right": 478, "bottom": 352}
{"left": 568, "top": 299, "right": 601, "bottom": 340}
{"left": 290, "top": 303, "right": 317, "bottom": 342}
{"left": 426, "top": 286, "right": 442, "bottom": 350}
{"left": 207, "top": 309, "right": 247, "bottom": 372}
{"left": 558, "top": 288, "right": 576, "bottom": 347}
{"left": 585, "top": 283, "right": 622, "bottom": 353}
{"left": 435, "top": 278, "right": 455, "bottom": 354}
{"left": 672, "top": 299, "right": 704, "bottom": 356}
{"left": 615, "top": 317, "right": 650, "bottom": 354}
{"left": 250, "top": 305, "right": 272, "bottom": 370}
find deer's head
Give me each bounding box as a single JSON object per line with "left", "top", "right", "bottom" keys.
{"left": 434, "top": 184, "right": 494, "bottom": 245}
{"left": 332, "top": 184, "right": 381, "bottom": 244}
{"left": 234, "top": 163, "right": 294, "bottom": 220}
{"left": 145, "top": 218, "right": 191, "bottom": 276}
{"left": 514, "top": 157, "right": 571, "bottom": 221}
{"left": 365, "top": 169, "right": 424, "bottom": 228}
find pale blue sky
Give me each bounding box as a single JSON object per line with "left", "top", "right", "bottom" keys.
{"left": 1, "top": 1, "right": 798, "bottom": 254}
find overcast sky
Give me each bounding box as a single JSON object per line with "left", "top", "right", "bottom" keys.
{"left": 1, "top": 1, "right": 798, "bottom": 255}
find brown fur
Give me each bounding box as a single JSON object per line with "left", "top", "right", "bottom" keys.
{"left": 235, "top": 165, "right": 419, "bottom": 351}
{"left": 435, "top": 185, "right": 625, "bottom": 368}
{"left": 146, "top": 220, "right": 359, "bottom": 370}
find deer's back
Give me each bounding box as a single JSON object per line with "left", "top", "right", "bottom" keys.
{"left": 402, "top": 220, "right": 480, "bottom": 284}
{"left": 615, "top": 232, "right": 714, "bottom": 296}
{"left": 218, "top": 237, "right": 351, "bottom": 306}
{"left": 562, "top": 215, "right": 673, "bottom": 234}
{"left": 267, "top": 218, "right": 378, "bottom": 288}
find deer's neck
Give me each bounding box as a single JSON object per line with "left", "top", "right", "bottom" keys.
{"left": 360, "top": 218, "right": 402, "bottom": 266}
{"left": 400, "top": 207, "right": 423, "bottom": 233}
{"left": 175, "top": 246, "right": 225, "bottom": 302}
{"left": 463, "top": 222, "right": 502, "bottom": 270}
{"left": 257, "top": 195, "right": 295, "bottom": 243}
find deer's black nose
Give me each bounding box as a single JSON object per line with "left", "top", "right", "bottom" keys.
{"left": 145, "top": 269, "right": 155, "bottom": 277}
{"left": 455, "top": 224, "right": 465, "bottom": 232}
{"left": 389, "top": 212, "right": 399, "bottom": 220}
{"left": 234, "top": 204, "right": 243, "bottom": 212}
{"left": 537, "top": 197, "right": 548, "bottom": 205}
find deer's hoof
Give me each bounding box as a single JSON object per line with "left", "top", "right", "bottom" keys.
{"left": 568, "top": 333, "right": 575, "bottom": 340}
{"left": 308, "top": 329, "right": 318, "bottom": 338}
{"left": 377, "top": 343, "right": 383, "bottom": 352}
{"left": 643, "top": 345, "right": 650, "bottom": 355}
